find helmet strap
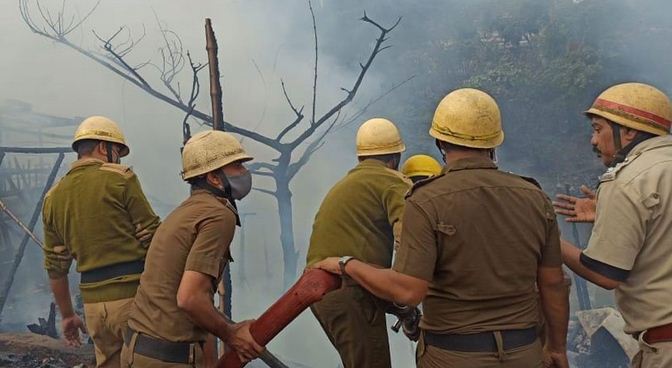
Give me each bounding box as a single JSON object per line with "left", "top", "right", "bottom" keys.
{"left": 613, "top": 131, "right": 655, "bottom": 167}
{"left": 435, "top": 139, "right": 447, "bottom": 163}
{"left": 610, "top": 121, "right": 623, "bottom": 152}
{"left": 608, "top": 122, "right": 624, "bottom": 167}
{"left": 195, "top": 170, "right": 241, "bottom": 226}
{"left": 105, "top": 142, "right": 116, "bottom": 163}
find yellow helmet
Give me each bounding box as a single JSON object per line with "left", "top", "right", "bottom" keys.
{"left": 72, "top": 116, "right": 129, "bottom": 157}
{"left": 401, "top": 154, "right": 442, "bottom": 178}
{"left": 429, "top": 88, "right": 504, "bottom": 149}
{"left": 356, "top": 118, "right": 406, "bottom": 156}
{"left": 181, "top": 130, "right": 253, "bottom": 180}
{"left": 585, "top": 82, "right": 672, "bottom": 136}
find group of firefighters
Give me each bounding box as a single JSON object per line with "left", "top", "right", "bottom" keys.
{"left": 39, "top": 81, "right": 672, "bottom": 368}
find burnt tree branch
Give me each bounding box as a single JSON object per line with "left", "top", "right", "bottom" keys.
{"left": 182, "top": 52, "right": 206, "bottom": 143}
{"left": 21, "top": 0, "right": 405, "bottom": 284}
{"left": 333, "top": 74, "right": 416, "bottom": 132}
{"left": 275, "top": 80, "right": 305, "bottom": 142}
{"left": 20, "top": 0, "right": 279, "bottom": 149}
{"left": 252, "top": 187, "right": 276, "bottom": 197}
{"left": 308, "top": 0, "right": 318, "bottom": 126}
{"left": 93, "top": 27, "right": 151, "bottom": 88}
{"left": 287, "top": 111, "right": 339, "bottom": 180}
{"left": 287, "top": 13, "right": 400, "bottom": 150}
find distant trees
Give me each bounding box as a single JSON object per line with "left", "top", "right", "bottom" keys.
{"left": 321, "top": 0, "right": 672, "bottom": 183}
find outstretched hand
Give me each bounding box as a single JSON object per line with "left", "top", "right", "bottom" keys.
{"left": 553, "top": 185, "right": 596, "bottom": 223}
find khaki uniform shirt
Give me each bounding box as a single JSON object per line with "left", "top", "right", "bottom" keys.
{"left": 393, "top": 157, "right": 561, "bottom": 334}
{"left": 42, "top": 158, "right": 160, "bottom": 303}
{"left": 583, "top": 135, "right": 672, "bottom": 334}
{"left": 128, "top": 190, "right": 236, "bottom": 342}
{"left": 306, "top": 159, "right": 411, "bottom": 268}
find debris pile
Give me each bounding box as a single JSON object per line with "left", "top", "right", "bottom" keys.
{"left": 0, "top": 332, "right": 94, "bottom": 368}
{"left": 568, "top": 308, "right": 633, "bottom": 368}
{"left": 26, "top": 303, "right": 58, "bottom": 339}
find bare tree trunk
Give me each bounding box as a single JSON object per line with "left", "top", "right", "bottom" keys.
{"left": 275, "top": 173, "right": 299, "bottom": 289}
{"left": 0, "top": 153, "right": 65, "bottom": 319}
{"left": 19, "top": 0, "right": 403, "bottom": 290}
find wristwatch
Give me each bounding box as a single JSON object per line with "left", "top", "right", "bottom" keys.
{"left": 339, "top": 256, "right": 356, "bottom": 275}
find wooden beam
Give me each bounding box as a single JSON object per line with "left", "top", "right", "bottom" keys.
{"left": 0, "top": 152, "right": 65, "bottom": 318}
{"left": 0, "top": 147, "right": 71, "bottom": 154}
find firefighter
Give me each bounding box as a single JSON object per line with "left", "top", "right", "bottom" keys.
{"left": 42, "top": 116, "right": 161, "bottom": 367}
{"left": 554, "top": 82, "right": 672, "bottom": 367}
{"left": 313, "top": 89, "right": 570, "bottom": 368}
{"left": 121, "top": 130, "right": 263, "bottom": 367}
{"left": 306, "top": 118, "right": 411, "bottom": 368}
{"left": 401, "top": 154, "right": 442, "bottom": 183}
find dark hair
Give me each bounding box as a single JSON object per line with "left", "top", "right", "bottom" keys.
{"left": 409, "top": 175, "right": 428, "bottom": 183}
{"left": 74, "top": 139, "right": 100, "bottom": 157}
{"left": 358, "top": 152, "right": 401, "bottom": 164}
{"left": 187, "top": 175, "right": 208, "bottom": 189}
{"left": 437, "top": 140, "right": 490, "bottom": 154}
{"left": 634, "top": 130, "right": 657, "bottom": 141}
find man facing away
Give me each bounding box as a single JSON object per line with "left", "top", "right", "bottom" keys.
{"left": 401, "top": 154, "right": 442, "bottom": 183}
{"left": 42, "top": 116, "right": 161, "bottom": 367}
{"left": 306, "top": 118, "right": 411, "bottom": 368}
{"left": 314, "top": 89, "right": 570, "bottom": 368}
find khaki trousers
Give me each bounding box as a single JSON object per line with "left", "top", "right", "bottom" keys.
{"left": 84, "top": 297, "right": 134, "bottom": 368}
{"left": 120, "top": 332, "right": 205, "bottom": 368}
{"left": 416, "top": 334, "right": 544, "bottom": 368}
{"left": 631, "top": 336, "right": 672, "bottom": 368}
{"left": 311, "top": 286, "right": 391, "bottom": 368}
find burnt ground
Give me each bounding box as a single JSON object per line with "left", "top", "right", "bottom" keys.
{"left": 0, "top": 332, "right": 305, "bottom": 368}
{"left": 0, "top": 332, "right": 94, "bottom": 368}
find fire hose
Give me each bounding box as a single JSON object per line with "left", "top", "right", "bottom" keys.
{"left": 217, "top": 269, "right": 341, "bottom": 368}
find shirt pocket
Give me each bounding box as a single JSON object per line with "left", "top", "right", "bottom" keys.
{"left": 642, "top": 191, "right": 662, "bottom": 220}
{"left": 435, "top": 222, "right": 457, "bottom": 237}
{"left": 434, "top": 222, "right": 458, "bottom": 258}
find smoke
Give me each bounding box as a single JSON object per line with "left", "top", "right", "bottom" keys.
{"left": 2, "top": 0, "right": 671, "bottom": 366}
{"left": 0, "top": 0, "right": 404, "bottom": 365}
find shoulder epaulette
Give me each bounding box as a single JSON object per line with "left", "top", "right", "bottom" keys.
{"left": 598, "top": 156, "right": 638, "bottom": 183}
{"left": 384, "top": 167, "right": 413, "bottom": 186}
{"left": 518, "top": 175, "right": 542, "bottom": 189}
{"left": 99, "top": 163, "right": 135, "bottom": 179}
{"left": 503, "top": 171, "right": 543, "bottom": 189}
{"left": 406, "top": 172, "right": 445, "bottom": 198}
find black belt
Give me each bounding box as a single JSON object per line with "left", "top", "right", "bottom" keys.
{"left": 80, "top": 259, "right": 144, "bottom": 284}
{"left": 424, "top": 327, "right": 537, "bottom": 353}
{"left": 123, "top": 328, "right": 202, "bottom": 364}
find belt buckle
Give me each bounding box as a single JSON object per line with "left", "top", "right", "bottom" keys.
{"left": 188, "top": 342, "right": 197, "bottom": 364}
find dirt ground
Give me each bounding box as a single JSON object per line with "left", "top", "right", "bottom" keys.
{"left": 0, "top": 332, "right": 299, "bottom": 367}
{"left": 0, "top": 332, "right": 94, "bottom": 367}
